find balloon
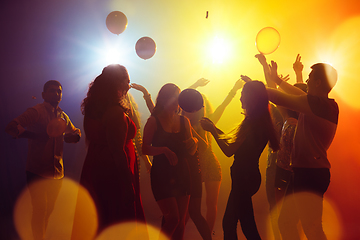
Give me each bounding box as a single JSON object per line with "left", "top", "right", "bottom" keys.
{"left": 256, "top": 27, "right": 281, "bottom": 55}
{"left": 47, "top": 118, "right": 67, "bottom": 138}
{"left": 178, "top": 89, "right": 204, "bottom": 113}
{"left": 135, "top": 37, "right": 156, "bottom": 60}
{"left": 106, "top": 11, "right": 128, "bottom": 35}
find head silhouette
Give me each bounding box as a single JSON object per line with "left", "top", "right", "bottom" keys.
{"left": 240, "top": 80, "right": 269, "bottom": 118}
{"left": 307, "top": 63, "right": 337, "bottom": 94}
{"left": 152, "top": 83, "right": 181, "bottom": 116}
{"left": 82, "top": 64, "right": 130, "bottom": 118}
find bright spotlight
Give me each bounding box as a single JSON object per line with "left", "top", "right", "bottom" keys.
{"left": 104, "top": 46, "right": 122, "bottom": 65}
{"left": 209, "top": 36, "right": 230, "bottom": 64}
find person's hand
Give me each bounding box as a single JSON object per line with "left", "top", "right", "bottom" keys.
{"left": 163, "top": 147, "right": 178, "bottom": 166}
{"left": 240, "top": 75, "right": 252, "bottom": 83}
{"left": 184, "top": 137, "right": 198, "bottom": 154}
{"left": 199, "top": 117, "right": 216, "bottom": 132}
{"left": 279, "top": 74, "right": 290, "bottom": 82}
{"left": 269, "top": 61, "right": 282, "bottom": 85}
{"left": 293, "top": 54, "right": 304, "bottom": 73}
{"left": 255, "top": 53, "right": 267, "bottom": 66}
{"left": 194, "top": 78, "right": 210, "bottom": 88}
{"left": 233, "top": 79, "right": 245, "bottom": 90}
{"left": 130, "top": 83, "right": 148, "bottom": 95}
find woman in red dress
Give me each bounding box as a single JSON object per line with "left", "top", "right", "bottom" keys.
{"left": 78, "top": 64, "right": 146, "bottom": 235}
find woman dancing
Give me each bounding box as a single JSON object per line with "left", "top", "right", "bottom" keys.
{"left": 142, "top": 83, "right": 198, "bottom": 240}
{"left": 200, "top": 80, "right": 280, "bottom": 240}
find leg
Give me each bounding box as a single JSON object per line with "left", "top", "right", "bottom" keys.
{"left": 188, "top": 196, "right": 212, "bottom": 240}
{"left": 293, "top": 168, "right": 330, "bottom": 240}
{"left": 173, "top": 195, "right": 190, "bottom": 240}
{"left": 231, "top": 170, "right": 262, "bottom": 240}
{"left": 278, "top": 190, "right": 301, "bottom": 240}
{"left": 222, "top": 190, "right": 239, "bottom": 240}
{"left": 157, "top": 197, "right": 182, "bottom": 239}
{"left": 266, "top": 165, "right": 281, "bottom": 240}
{"left": 204, "top": 180, "right": 221, "bottom": 233}
{"left": 44, "top": 178, "right": 62, "bottom": 230}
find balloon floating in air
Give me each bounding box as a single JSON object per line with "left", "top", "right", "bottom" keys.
{"left": 47, "top": 118, "right": 67, "bottom": 138}
{"left": 178, "top": 89, "right": 204, "bottom": 113}
{"left": 256, "top": 27, "right": 281, "bottom": 55}
{"left": 106, "top": 11, "right": 128, "bottom": 35}
{"left": 135, "top": 37, "right": 156, "bottom": 60}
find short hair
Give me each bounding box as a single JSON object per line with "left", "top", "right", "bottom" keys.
{"left": 310, "top": 63, "right": 337, "bottom": 93}
{"left": 43, "top": 80, "right": 62, "bottom": 92}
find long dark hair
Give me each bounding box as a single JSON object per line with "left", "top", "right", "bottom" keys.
{"left": 81, "top": 64, "right": 130, "bottom": 119}
{"left": 151, "top": 83, "right": 180, "bottom": 117}
{"left": 229, "top": 81, "right": 280, "bottom": 151}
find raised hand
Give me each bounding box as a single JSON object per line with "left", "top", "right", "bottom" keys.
{"left": 255, "top": 53, "right": 267, "bottom": 66}
{"left": 191, "top": 78, "right": 210, "bottom": 89}
{"left": 279, "top": 74, "right": 290, "bottom": 82}
{"left": 293, "top": 54, "right": 304, "bottom": 73}
{"left": 269, "top": 61, "right": 282, "bottom": 85}
{"left": 130, "top": 83, "right": 149, "bottom": 94}
{"left": 240, "top": 75, "right": 252, "bottom": 83}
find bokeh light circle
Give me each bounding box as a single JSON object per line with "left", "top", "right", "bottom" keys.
{"left": 106, "top": 11, "right": 128, "bottom": 35}
{"left": 266, "top": 191, "right": 342, "bottom": 240}
{"left": 13, "top": 178, "right": 98, "bottom": 240}
{"left": 96, "top": 221, "right": 169, "bottom": 240}
{"left": 325, "top": 16, "right": 360, "bottom": 109}
{"left": 135, "top": 37, "right": 157, "bottom": 60}
{"left": 256, "top": 27, "right": 281, "bottom": 55}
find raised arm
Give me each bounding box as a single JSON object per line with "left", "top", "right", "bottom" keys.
{"left": 130, "top": 83, "right": 155, "bottom": 113}
{"left": 255, "top": 53, "right": 276, "bottom": 88}
{"left": 210, "top": 79, "right": 244, "bottom": 124}
{"left": 269, "top": 61, "right": 307, "bottom": 96}
{"left": 188, "top": 78, "right": 210, "bottom": 89}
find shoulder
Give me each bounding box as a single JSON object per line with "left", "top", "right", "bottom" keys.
{"left": 307, "top": 95, "right": 339, "bottom": 124}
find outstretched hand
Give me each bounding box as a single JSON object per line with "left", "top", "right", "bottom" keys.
{"left": 195, "top": 78, "right": 210, "bottom": 87}
{"left": 279, "top": 74, "right": 290, "bottom": 82}
{"left": 255, "top": 53, "right": 267, "bottom": 66}
{"left": 130, "top": 83, "right": 148, "bottom": 94}
{"left": 268, "top": 61, "right": 282, "bottom": 85}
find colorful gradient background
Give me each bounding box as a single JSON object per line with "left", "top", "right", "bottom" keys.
{"left": 1, "top": 1, "right": 359, "bottom": 239}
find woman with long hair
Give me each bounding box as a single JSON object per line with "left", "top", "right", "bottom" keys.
{"left": 200, "top": 80, "right": 280, "bottom": 240}
{"left": 77, "top": 64, "right": 146, "bottom": 235}
{"left": 142, "top": 83, "right": 198, "bottom": 240}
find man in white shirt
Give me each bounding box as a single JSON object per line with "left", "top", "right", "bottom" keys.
{"left": 5, "top": 80, "right": 81, "bottom": 240}
{"left": 266, "top": 62, "right": 338, "bottom": 240}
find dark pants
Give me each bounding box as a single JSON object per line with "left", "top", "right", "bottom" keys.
{"left": 223, "top": 168, "right": 262, "bottom": 240}
{"left": 26, "top": 171, "right": 62, "bottom": 240}
{"left": 292, "top": 167, "right": 330, "bottom": 240}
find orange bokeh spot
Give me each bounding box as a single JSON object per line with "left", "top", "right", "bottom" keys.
{"left": 13, "top": 178, "right": 97, "bottom": 240}
{"left": 267, "top": 191, "right": 342, "bottom": 240}
{"left": 96, "top": 221, "right": 169, "bottom": 240}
